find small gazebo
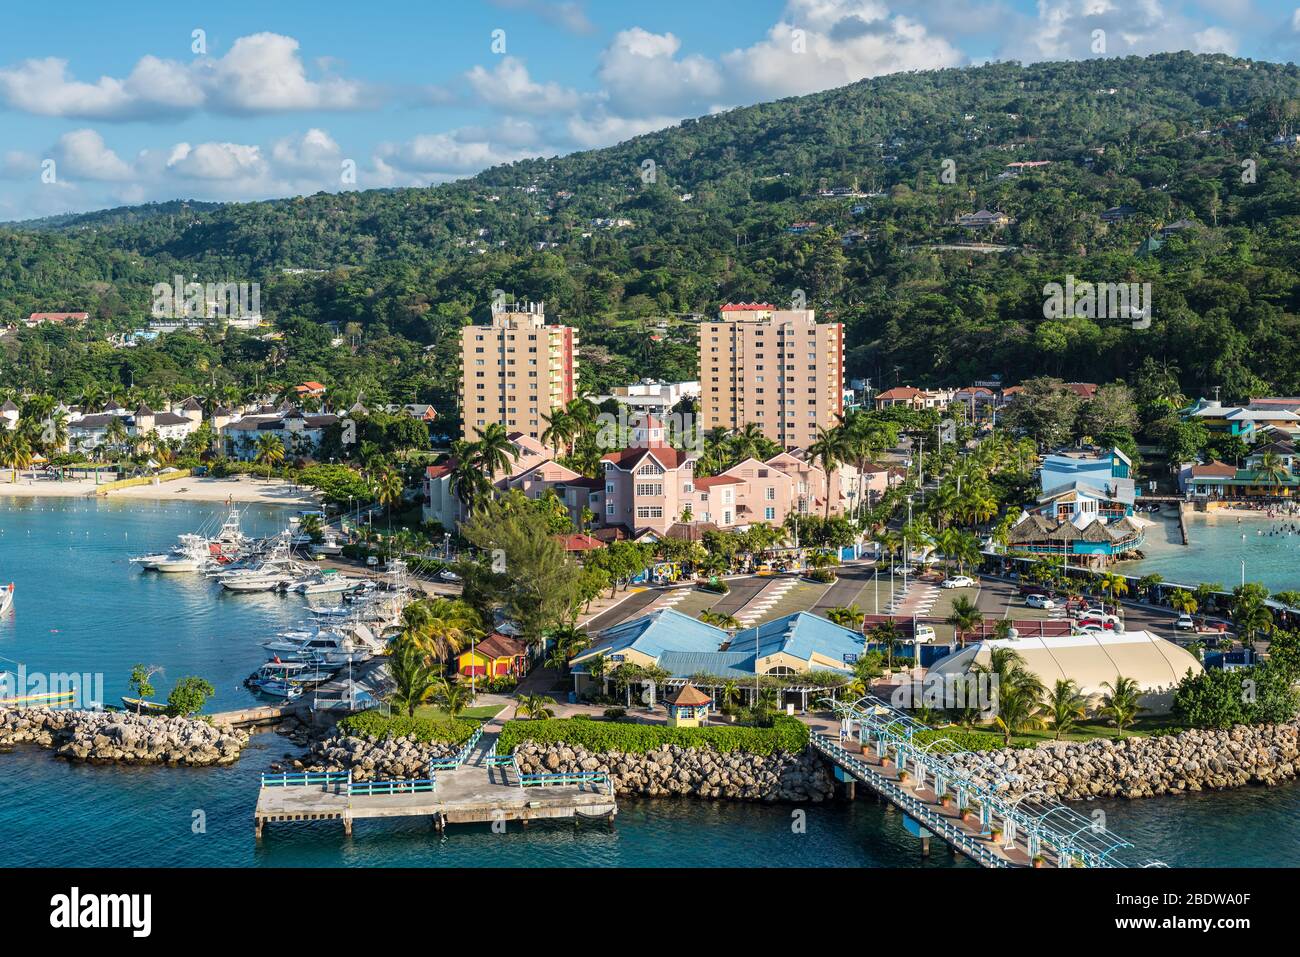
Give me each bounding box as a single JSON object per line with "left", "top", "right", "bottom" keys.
{"left": 666, "top": 683, "right": 712, "bottom": 727}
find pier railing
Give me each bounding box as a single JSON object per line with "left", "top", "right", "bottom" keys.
{"left": 348, "top": 776, "right": 438, "bottom": 796}
{"left": 810, "top": 733, "right": 1008, "bottom": 868}
{"left": 519, "top": 771, "right": 614, "bottom": 795}
{"left": 260, "top": 771, "right": 348, "bottom": 789}
{"left": 429, "top": 725, "right": 484, "bottom": 771}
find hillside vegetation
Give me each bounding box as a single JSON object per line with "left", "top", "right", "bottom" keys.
{"left": 2, "top": 52, "right": 1300, "bottom": 410}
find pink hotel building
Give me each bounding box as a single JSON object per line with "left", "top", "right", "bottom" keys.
{"left": 424, "top": 415, "right": 865, "bottom": 537}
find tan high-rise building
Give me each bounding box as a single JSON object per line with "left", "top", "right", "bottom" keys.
{"left": 698, "top": 303, "right": 843, "bottom": 450}
{"left": 460, "top": 301, "right": 578, "bottom": 442}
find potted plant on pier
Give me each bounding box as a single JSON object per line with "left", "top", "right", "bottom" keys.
{"left": 897, "top": 770, "right": 911, "bottom": 785}
{"left": 1032, "top": 854, "right": 1046, "bottom": 868}
{"left": 990, "top": 826, "right": 1004, "bottom": 843}
{"left": 940, "top": 795, "right": 953, "bottom": 808}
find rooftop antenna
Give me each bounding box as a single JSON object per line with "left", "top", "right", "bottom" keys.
{"left": 1213, "top": 385, "right": 1222, "bottom": 403}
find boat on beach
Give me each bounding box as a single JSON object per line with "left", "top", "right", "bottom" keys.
{"left": 120, "top": 696, "right": 169, "bottom": 714}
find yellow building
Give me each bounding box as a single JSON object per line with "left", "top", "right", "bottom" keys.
{"left": 460, "top": 301, "right": 578, "bottom": 442}
{"left": 666, "top": 683, "right": 712, "bottom": 727}
{"left": 456, "top": 633, "right": 528, "bottom": 680}
{"left": 698, "top": 303, "right": 843, "bottom": 451}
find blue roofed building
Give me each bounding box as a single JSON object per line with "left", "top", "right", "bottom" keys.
{"left": 570, "top": 609, "right": 860, "bottom": 711}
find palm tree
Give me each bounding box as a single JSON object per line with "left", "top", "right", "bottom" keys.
{"left": 1255, "top": 450, "right": 1290, "bottom": 492}
{"left": 387, "top": 641, "right": 441, "bottom": 717}
{"left": 253, "top": 433, "right": 285, "bottom": 480}
{"left": 516, "top": 693, "right": 557, "bottom": 720}
{"left": 375, "top": 467, "right": 403, "bottom": 536}
{"left": 1046, "top": 679, "right": 1088, "bottom": 740}
{"left": 470, "top": 423, "right": 513, "bottom": 479}
{"left": 1099, "top": 675, "right": 1143, "bottom": 731}
{"left": 868, "top": 620, "right": 903, "bottom": 671}
{"left": 403, "top": 597, "right": 483, "bottom": 665}
{"left": 1099, "top": 572, "right": 1129, "bottom": 617}
{"left": 433, "top": 677, "right": 475, "bottom": 717}
{"left": 946, "top": 595, "right": 983, "bottom": 647}
{"left": 104, "top": 416, "right": 128, "bottom": 455}
{"left": 540, "top": 406, "right": 574, "bottom": 456}
{"left": 699, "top": 610, "right": 739, "bottom": 630}
{"left": 0, "top": 429, "right": 33, "bottom": 482}
{"left": 449, "top": 441, "right": 490, "bottom": 509}
{"left": 826, "top": 605, "right": 865, "bottom": 630}
{"left": 1169, "top": 588, "right": 1197, "bottom": 618}
{"left": 808, "top": 425, "right": 849, "bottom": 519}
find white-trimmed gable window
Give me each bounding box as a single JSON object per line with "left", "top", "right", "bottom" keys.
{"left": 636, "top": 462, "right": 664, "bottom": 476}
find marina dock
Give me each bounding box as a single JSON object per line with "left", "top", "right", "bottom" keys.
{"left": 813, "top": 696, "right": 1164, "bottom": 869}
{"left": 253, "top": 729, "right": 617, "bottom": 838}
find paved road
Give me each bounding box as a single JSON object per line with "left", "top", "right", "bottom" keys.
{"left": 581, "top": 588, "right": 662, "bottom": 634}
{"left": 811, "top": 564, "right": 877, "bottom": 614}
{"left": 709, "top": 576, "right": 776, "bottom": 617}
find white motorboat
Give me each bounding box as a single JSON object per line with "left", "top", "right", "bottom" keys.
{"left": 0, "top": 583, "right": 13, "bottom": 616}
{"left": 261, "top": 631, "right": 369, "bottom": 665}
{"left": 153, "top": 554, "right": 203, "bottom": 573}
{"left": 245, "top": 660, "right": 335, "bottom": 696}
{"left": 295, "top": 571, "right": 363, "bottom": 595}
{"left": 221, "top": 576, "right": 286, "bottom": 593}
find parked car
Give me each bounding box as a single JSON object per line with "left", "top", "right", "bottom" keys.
{"left": 912, "top": 624, "right": 937, "bottom": 644}
{"left": 1025, "top": 593, "right": 1055, "bottom": 609}
{"left": 1076, "top": 609, "right": 1121, "bottom": 627}
{"left": 1175, "top": 614, "right": 1195, "bottom": 631}
{"left": 941, "top": 575, "right": 975, "bottom": 589}
{"left": 439, "top": 569, "right": 461, "bottom": 582}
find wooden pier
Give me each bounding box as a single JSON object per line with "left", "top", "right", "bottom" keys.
{"left": 210, "top": 703, "right": 300, "bottom": 728}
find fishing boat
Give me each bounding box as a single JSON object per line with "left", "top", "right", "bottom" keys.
{"left": 294, "top": 569, "right": 363, "bottom": 595}
{"left": 261, "top": 631, "right": 370, "bottom": 665}
{"left": 245, "top": 660, "right": 335, "bottom": 697}
{"left": 120, "top": 696, "right": 169, "bottom": 715}
{"left": 220, "top": 575, "right": 287, "bottom": 593}
{"left": 0, "top": 582, "right": 13, "bottom": 616}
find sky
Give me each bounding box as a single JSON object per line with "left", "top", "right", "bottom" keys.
{"left": 1, "top": 0, "right": 1298, "bottom": 221}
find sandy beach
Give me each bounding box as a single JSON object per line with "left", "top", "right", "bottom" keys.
{"left": 0, "top": 472, "right": 319, "bottom": 507}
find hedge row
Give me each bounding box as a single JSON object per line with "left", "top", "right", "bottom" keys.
{"left": 336, "top": 709, "right": 480, "bottom": 745}
{"left": 497, "top": 715, "right": 809, "bottom": 756}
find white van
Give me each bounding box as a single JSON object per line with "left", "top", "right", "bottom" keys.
{"left": 913, "top": 624, "right": 937, "bottom": 644}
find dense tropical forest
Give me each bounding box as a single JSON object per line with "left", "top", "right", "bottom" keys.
{"left": 3, "top": 52, "right": 1300, "bottom": 420}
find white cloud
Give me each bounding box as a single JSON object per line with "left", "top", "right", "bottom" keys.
{"left": 164, "top": 142, "right": 264, "bottom": 181}
{"left": 376, "top": 126, "right": 551, "bottom": 182}
{"left": 0, "top": 33, "right": 369, "bottom": 120}
{"left": 1003, "top": 0, "right": 1239, "bottom": 61}
{"left": 597, "top": 29, "right": 725, "bottom": 117}
{"left": 202, "top": 33, "right": 369, "bottom": 113}
{"left": 487, "top": 0, "right": 596, "bottom": 35}
{"left": 53, "top": 130, "right": 133, "bottom": 181}
{"left": 722, "top": 3, "right": 963, "bottom": 101}
{"left": 465, "top": 57, "right": 582, "bottom": 114}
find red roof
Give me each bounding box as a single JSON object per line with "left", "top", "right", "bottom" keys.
{"left": 28, "top": 312, "right": 88, "bottom": 322}
{"left": 425, "top": 464, "right": 453, "bottom": 479}
{"left": 1065, "top": 382, "right": 1098, "bottom": 399}
{"left": 476, "top": 632, "right": 527, "bottom": 660}
{"left": 695, "top": 475, "right": 743, "bottom": 488}
{"left": 601, "top": 446, "right": 687, "bottom": 470}
{"left": 295, "top": 381, "right": 327, "bottom": 393}
{"left": 876, "top": 386, "right": 925, "bottom": 400}
{"left": 669, "top": 683, "right": 712, "bottom": 706}
{"left": 720, "top": 302, "right": 776, "bottom": 312}
{"left": 557, "top": 533, "right": 604, "bottom": 552}
{"left": 1191, "top": 461, "right": 1237, "bottom": 479}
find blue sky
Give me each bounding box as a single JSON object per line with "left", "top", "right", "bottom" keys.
{"left": 1, "top": 0, "right": 1297, "bottom": 221}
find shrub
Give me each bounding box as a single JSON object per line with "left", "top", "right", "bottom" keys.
{"left": 603, "top": 707, "right": 627, "bottom": 719}
{"left": 336, "top": 709, "right": 480, "bottom": 745}
{"left": 698, "top": 579, "right": 730, "bottom": 595}
{"left": 498, "top": 714, "right": 808, "bottom": 756}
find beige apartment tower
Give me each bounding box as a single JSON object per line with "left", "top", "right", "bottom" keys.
{"left": 460, "top": 301, "right": 578, "bottom": 442}
{"left": 699, "top": 303, "right": 844, "bottom": 450}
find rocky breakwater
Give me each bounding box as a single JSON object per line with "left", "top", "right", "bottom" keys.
{"left": 302, "top": 733, "right": 459, "bottom": 781}
{"left": 949, "top": 723, "right": 1300, "bottom": 800}
{"left": 0, "top": 707, "right": 248, "bottom": 766}
{"left": 512, "top": 741, "right": 835, "bottom": 802}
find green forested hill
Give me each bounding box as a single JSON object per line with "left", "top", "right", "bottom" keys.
{"left": 2, "top": 52, "right": 1300, "bottom": 411}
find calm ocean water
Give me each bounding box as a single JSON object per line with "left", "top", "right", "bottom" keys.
{"left": 1122, "top": 512, "right": 1300, "bottom": 593}
{"left": 0, "top": 498, "right": 1295, "bottom": 867}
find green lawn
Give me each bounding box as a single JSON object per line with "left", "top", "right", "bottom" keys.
{"left": 943, "top": 715, "right": 1176, "bottom": 748}
{"left": 413, "top": 703, "right": 506, "bottom": 722}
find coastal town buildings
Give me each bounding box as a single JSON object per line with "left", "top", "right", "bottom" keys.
{"left": 459, "top": 300, "right": 578, "bottom": 443}
{"left": 697, "top": 303, "right": 844, "bottom": 450}
{"left": 218, "top": 406, "right": 339, "bottom": 460}
{"left": 589, "top": 378, "right": 700, "bottom": 416}
{"left": 423, "top": 412, "right": 857, "bottom": 537}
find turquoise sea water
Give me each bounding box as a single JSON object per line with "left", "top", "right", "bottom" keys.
{"left": 1120, "top": 512, "right": 1300, "bottom": 593}
{"left": 1, "top": 498, "right": 1297, "bottom": 867}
